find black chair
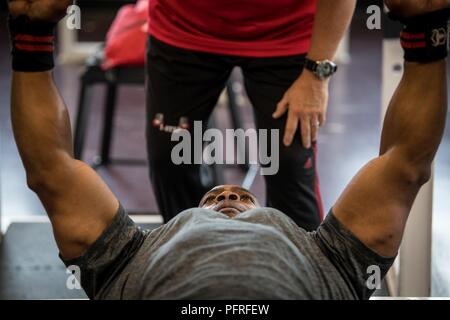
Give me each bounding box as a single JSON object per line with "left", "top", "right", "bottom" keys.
{"left": 73, "top": 50, "right": 256, "bottom": 188}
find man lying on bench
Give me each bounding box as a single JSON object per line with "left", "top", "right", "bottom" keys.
{"left": 7, "top": 0, "right": 449, "bottom": 299}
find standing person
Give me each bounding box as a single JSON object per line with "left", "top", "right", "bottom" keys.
{"left": 146, "top": 0, "right": 356, "bottom": 230}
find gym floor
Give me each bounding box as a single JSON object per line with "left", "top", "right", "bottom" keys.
{"left": 0, "top": 9, "right": 449, "bottom": 297}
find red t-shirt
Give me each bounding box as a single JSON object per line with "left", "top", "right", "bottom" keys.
{"left": 148, "top": 0, "right": 317, "bottom": 57}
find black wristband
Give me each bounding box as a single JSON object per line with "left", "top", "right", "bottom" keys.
{"left": 8, "top": 15, "right": 57, "bottom": 72}
{"left": 389, "top": 9, "right": 450, "bottom": 62}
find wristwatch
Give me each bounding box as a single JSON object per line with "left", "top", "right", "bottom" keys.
{"left": 303, "top": 58, "right": 338, "bottom": 80}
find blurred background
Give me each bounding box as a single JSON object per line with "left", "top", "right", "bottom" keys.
{"left": 0, "top": 0, "right": 449, "bottom": 299}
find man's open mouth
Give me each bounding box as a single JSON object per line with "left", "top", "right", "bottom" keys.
{"left": 218, "top": 207, "right": 240, "bottom": 216}
{"left": 214, "top": 202, "right": 245, "bottom": 216}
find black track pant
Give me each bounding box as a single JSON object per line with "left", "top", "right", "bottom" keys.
{"left": 146, "top": 36, "right": 323, "bottom": 231}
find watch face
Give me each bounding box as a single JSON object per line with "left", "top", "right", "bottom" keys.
{"left": 316, "top": 60, "right": 336, "bottom": 79}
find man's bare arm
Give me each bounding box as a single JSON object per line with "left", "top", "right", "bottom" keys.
{"left": 331, "top": 4, "right": 450, "bottom": 257}
{"left": 8, "top": 0, "right": 120, "bottom": 259}
{"left": 307, "top": 0, "right": 356, "bottom": 62}
{"left": 334, "top": 59, "right": 447, "bottom": 257}
{"left": 11, "top": 71, "right": 119, "bottom": 259}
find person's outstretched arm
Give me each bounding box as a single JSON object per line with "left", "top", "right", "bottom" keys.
{"left": 333, "top": 0, "right": 449, "bottom": 258}
{"left": 9, "top": 0, "right": 119, "bottom": 259}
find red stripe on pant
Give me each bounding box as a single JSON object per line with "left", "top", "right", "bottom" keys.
{"left": 313, "top": 143, "right": 324, "bottom": 222}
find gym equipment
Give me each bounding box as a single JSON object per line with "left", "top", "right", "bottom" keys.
{"left": 73, "top": 51, "right": 256, "bottom": 189}
{"left": 0, "top": 222, "right": 88, "bottom": 299}
{"left": 0, "top": 220, "right": 160, "bottom": 299}
{"left": 57, "top": 0, "right": 136, "bottom": 64}
{"left": 74, "top": 50, "right": 145, "bottom": 168}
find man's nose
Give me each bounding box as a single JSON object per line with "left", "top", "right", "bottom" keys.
{"left": 216, "top": 190, "right": 239, "bottom": 202}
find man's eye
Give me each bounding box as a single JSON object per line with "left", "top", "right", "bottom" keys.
{"left": 205, "top": 196, "right": 215, "bottom": 203}
{"left": 241, "top": 195, "right": 253, "bottom": 202}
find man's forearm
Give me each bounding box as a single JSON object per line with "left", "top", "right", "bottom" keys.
{"left": 11, "top": 71, "right": 74, "bottom": 182}
{"left": 380, "top": 60, "right": 447, "bottom": 166}
{"left": 307, "top": 0, "right": 356, "bottom": 61}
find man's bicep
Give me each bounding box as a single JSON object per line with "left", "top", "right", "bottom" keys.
{"left": 333, "top": 150, "right": 420, "bottom": 257}
{"left": 37, "top": 159, "right": 119, "bottom": 259}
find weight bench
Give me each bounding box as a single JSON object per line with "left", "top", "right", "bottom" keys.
{"left": 0, "top": 220, "right": 161, "bottom": 299}
{"left": 74, "top": 50, "right": 146, "bottom": 168}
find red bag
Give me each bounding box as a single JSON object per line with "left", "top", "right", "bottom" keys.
{"left": 102, "top": 0, "right": 148, "bottom": 70}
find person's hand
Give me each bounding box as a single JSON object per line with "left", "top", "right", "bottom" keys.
{"left": 385, "top": 0, "right": 449, "bottom": 17}
{"left": 273, "top": 69, "right": 329, "bottom": 149}
{"left": 8, "top": 0, "right": 72, "bottom": 22}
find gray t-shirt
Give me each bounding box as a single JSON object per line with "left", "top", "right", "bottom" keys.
{"left": 62, "top": 206, "right": 395, "bottom": 300}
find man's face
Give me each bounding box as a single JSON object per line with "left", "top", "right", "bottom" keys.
{"left": 199, "top": 185, "right": 260, "bottom": 218}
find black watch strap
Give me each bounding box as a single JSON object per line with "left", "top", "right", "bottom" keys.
{"left": 303, "top": 58, "right": 338, "bottom": 80}
{"left": 304, "top": 58, "right": 319, "bottom": 72}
